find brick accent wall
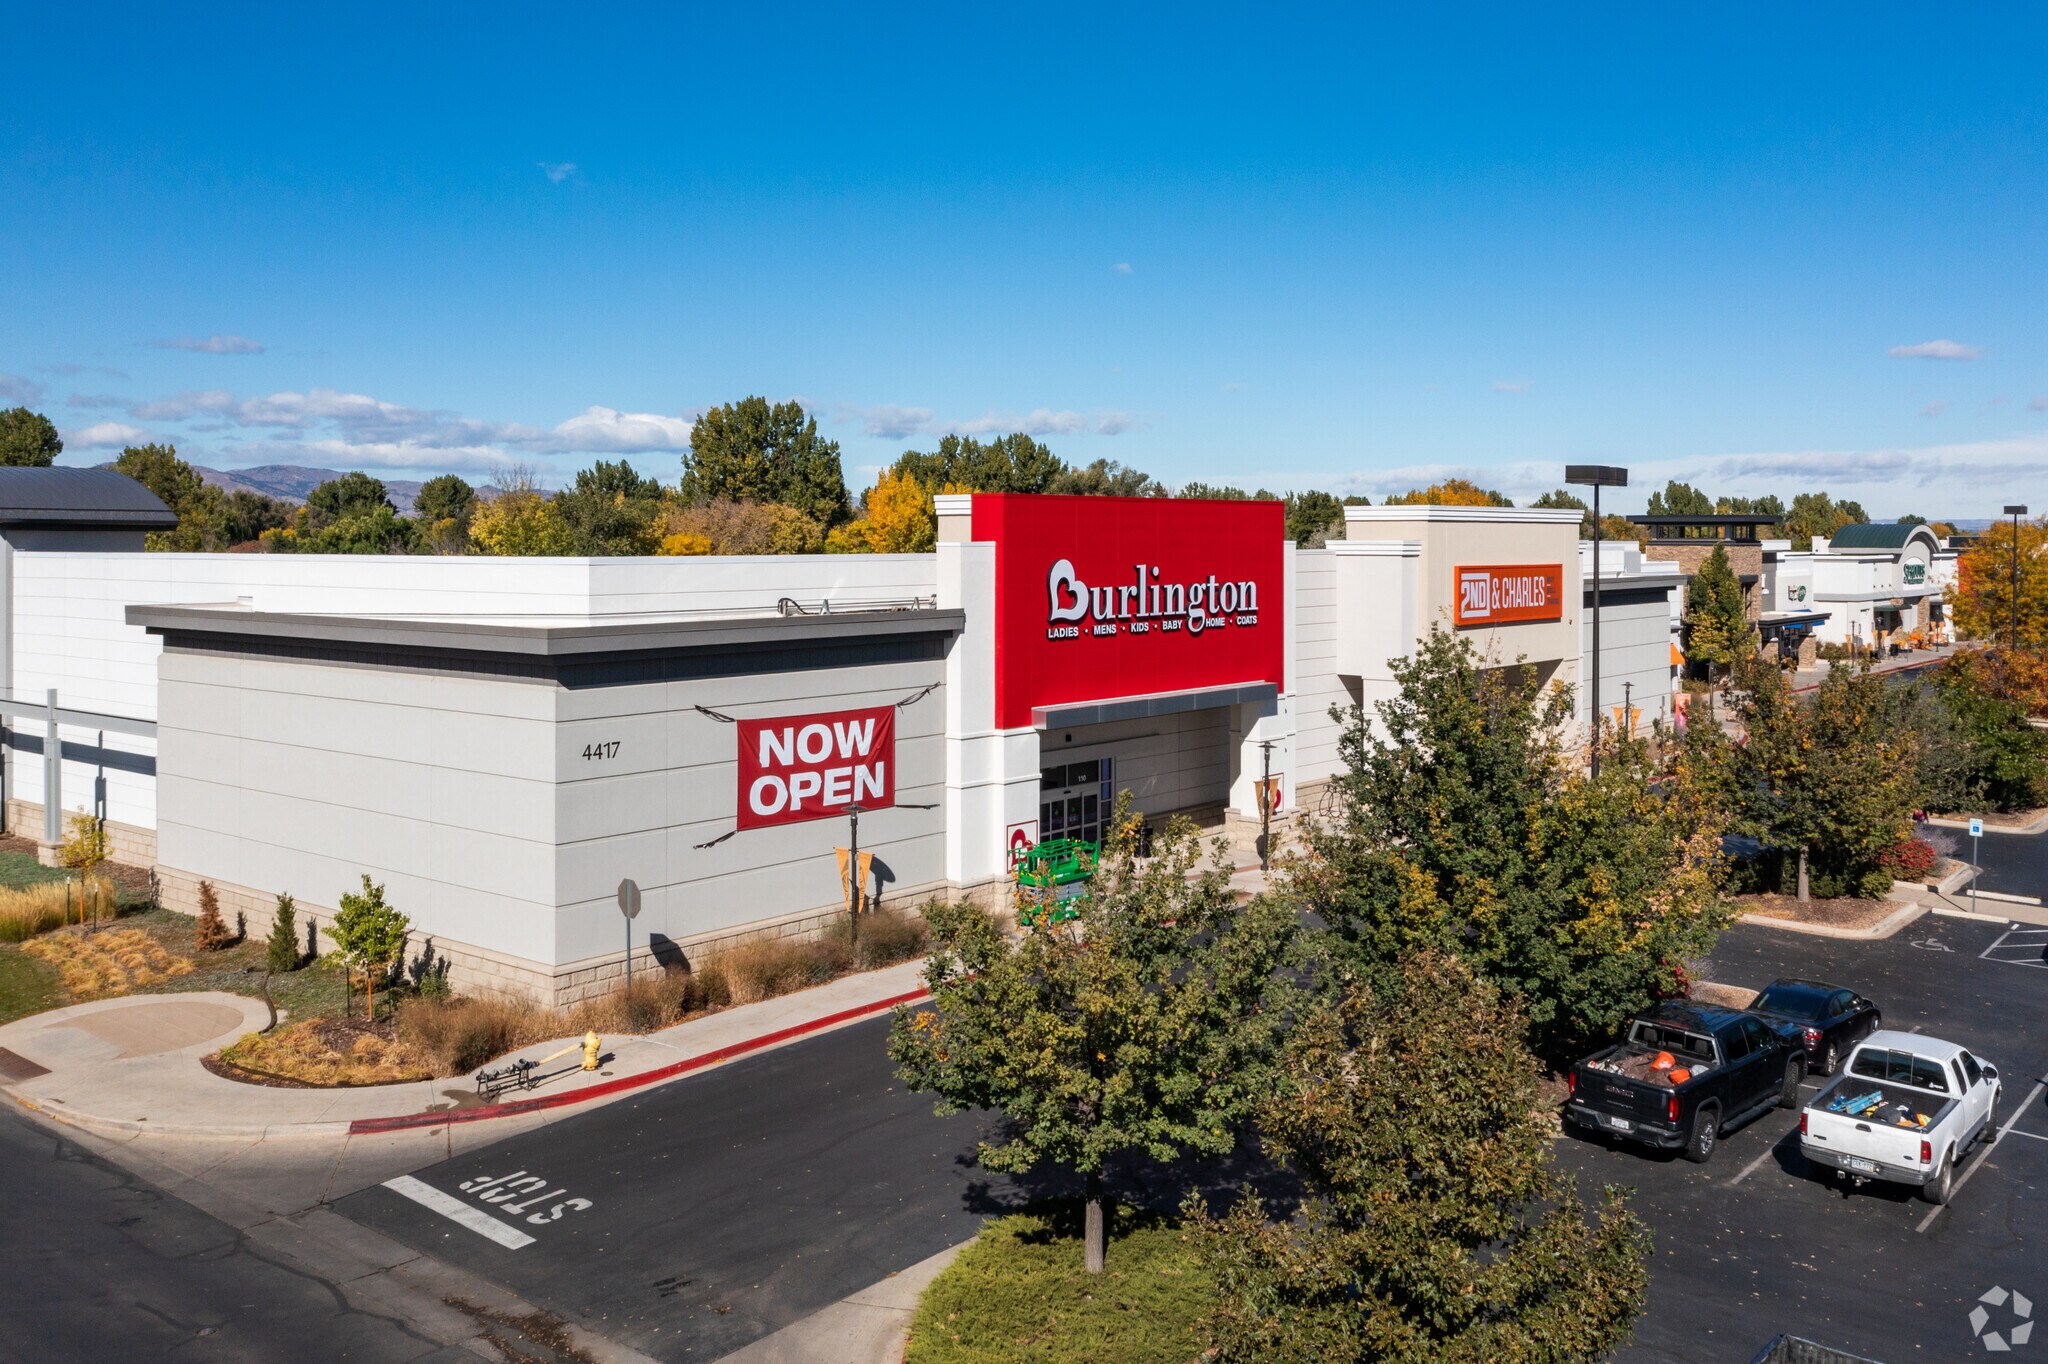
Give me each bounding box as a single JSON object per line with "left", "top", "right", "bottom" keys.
{"left": 1645, "top": 541, "right": 1764, "bottom": 621}
{"left": 7, "top": 799, "right": 157, "bottom": 866}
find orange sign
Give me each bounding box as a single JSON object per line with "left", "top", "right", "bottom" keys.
{"left": 1454, "top": 564, "right": 1565, "bottom": 627}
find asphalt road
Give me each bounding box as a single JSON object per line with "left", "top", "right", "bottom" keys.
{"left": 337, "top": 914, "right": 2048, "bottom": 1364}
{"left": 1962, "top": 826, "right": 2048, "bottom": 902}
{"left": 0, "top": 1100, "right": 452, "bottom": 1362}
{"left": 337, "top": 1011, "right": 1023, "bottom": 1361}
{"left": 1569, "top": 913, "right": 2048, "bottom": 1363}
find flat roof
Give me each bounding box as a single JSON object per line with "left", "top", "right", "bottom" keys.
{"left": 126, "top": 602, "right": 965, "bottom": 657}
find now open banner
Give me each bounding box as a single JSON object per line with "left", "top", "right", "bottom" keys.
{"left": 735, "top": 706, "right": 896, "bottom": 830}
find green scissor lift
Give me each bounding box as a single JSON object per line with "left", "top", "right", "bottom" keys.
{"left": 1014, "top": 838, "right": 1098, "bottom": 925}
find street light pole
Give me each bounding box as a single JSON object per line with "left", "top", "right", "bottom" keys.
{"left": 2004, "top": 505, "right": 2028, "bottom": 649}
{"left": 1566, "top": 465, "right": 1630, "bottom": 778}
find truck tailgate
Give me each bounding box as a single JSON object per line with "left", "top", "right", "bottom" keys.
{"left": 1804, "top": 1078, "right": 1952, "bottom": 1169}
{"left": 1575, "top": 1067, "right": 1675, "bottom": 1125}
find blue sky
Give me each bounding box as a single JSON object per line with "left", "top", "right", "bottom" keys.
{"left": 3, "top": 4, "right": 2044, "bottom": 517}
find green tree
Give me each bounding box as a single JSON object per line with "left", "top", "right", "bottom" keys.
{"left": 1783, "top": 492, "right": 1867, "bottom": 550}
{"left": 411, "top": 473, "right": 477, "bottom": 524}
{"left": 682, "top": 397, "right": 851, "bottom": 527}
{"left": 889, "top": 810, "right": 1298, "bottom": 1274}
{"left": 555, "top": 459, "right": 663, "bottom": 554}
{"left": 330, "top": 875, "right": 411, "bottom": 1019}
{"left": 307, "top": 470, "right": 395, "bottom": 521}
{"left": 1645, "top": 479, "right": 1714, "bottom": 525}
{"left": 267, "top": 893, "right": 302, "bottom": 973}
{"left": 279, "top": 503, "right": 419, "bottom": 555}
{"left": 1724, "top": 654, "right": 1918, "bottom": 898}
{"left": 113, "top": 443, "right": 224, "bottom": 549}
{"left": 1682, "top": 543, "right": 1752, "bottom": 677}
{"left": 888, "top": 432, "right": 1066, "bottom": 494}
{"left": 1191, "top": 952, "right": 1651, "bottom": 1364}
{"left": 1952, "top": 516, "right": 2048, "bottom": 649}
{"left": 0, "top": 407, "right": 62, "bottom": 466}
{"left": 1284, "top": 490, "right": 1344, "bottom": 547}
{"left": 1298, "top": 628, "right": 1730, "bottom": 1059}
{"left": 1047, "top": 457, "right": 1164, "bottom": 497}
{"left": 219, "top": 489, "right": 294, "bottom": 544}
{"left": 1178, "top": 481, "right": 1252, "bottom": 500}
{"left": 410, "top": 474, "right": 477, "bottom": 554}
{"left": 1930, "top": 664, "right": 2048, "bottom": 811}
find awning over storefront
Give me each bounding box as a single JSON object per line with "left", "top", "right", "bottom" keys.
{"left": 1032, "top": 680, "right": 1277, "bottom": 730}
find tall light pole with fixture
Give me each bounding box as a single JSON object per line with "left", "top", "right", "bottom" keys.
{"left": 2004, "top": 505, "right": 2028, "bottom": 649}
{"left": 1565, "top": 465, "right": 1629, "bottom": 777}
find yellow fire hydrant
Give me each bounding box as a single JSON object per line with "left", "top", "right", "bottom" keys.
{"left": 582, "top": 1030, "right": 602, "bottom": 1071}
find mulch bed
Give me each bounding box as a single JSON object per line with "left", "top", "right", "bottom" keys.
{"left": 200, "top": 1051, "right": 322, "bottom": 1088}
{"left": 1954, "top": 808, "right": 2048, "bottom": 829}
{"left": 1738, "top": 893, "right": 1897, "bottom": 930}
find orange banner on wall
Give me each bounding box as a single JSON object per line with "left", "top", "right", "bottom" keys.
{"left": 1453, "top": 564, "right": 1565, "bottom": 627}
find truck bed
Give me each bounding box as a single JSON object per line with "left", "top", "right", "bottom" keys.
{"left": 1574, "top": 1043, "right": 1716, "bottom": 1125}
{"left": 1803, "top": 1075, "right": 1955, "bottom": 1176}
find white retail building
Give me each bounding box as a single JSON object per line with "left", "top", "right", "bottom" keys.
{"left": 2, "top": 476, "right": 1677, "bottom": 1004}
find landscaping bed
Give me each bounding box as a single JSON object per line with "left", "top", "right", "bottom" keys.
{"left": 905, "top": 1203, "right": 1212, "bottom": 1364}
{"left": 1737, "top": 892, "right": 1898, "bottom": 931}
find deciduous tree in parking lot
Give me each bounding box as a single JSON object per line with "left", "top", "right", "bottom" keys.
{"left": 888, "top": 808, "right": 1299, "bottom": 1274}
{"left": 331, "top": 875, "right": 411, "bottom": 1020}
{"left": 1191, "top": 952, "right": 1651, "bottom": 1364}
{"left": 1299, "top": 627, "right": 1731, "bottom": 1060}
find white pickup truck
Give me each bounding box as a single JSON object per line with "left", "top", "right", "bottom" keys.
{"left": 1800, "top": 1030, "right": 2002, "bottom": 1205}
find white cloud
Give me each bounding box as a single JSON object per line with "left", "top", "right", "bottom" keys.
{"left": 1920, "top": 400, "right": 1948, "bottom": 418}
{"left": 1112, "top": 262, "right": 1133, "bottom": 275}
{"left": 152, "top": 335, "right": 265, "bottom": 354}
{"left": 232, "top": 438, "right": 512, "bottom": 474}
{"left": 545, "top": 405, "right": 695, "bottom": 452}
{"left": 39, "top": 362, "right": 127, "bottom": 380}
{"left": 1492, "top": 379, "right": 1531, "bottom": 394}
{"left": 0, "top": 372, "right": 43, "bottom": 403}
{"left": 64, "top": 421, "right": 151, "bottom": 448}
{"left": 539, "top": 161, "right": 578, "bottom": 183}
{"left": 1888, "top": 339, "right": 1981, "bottom": 360}
{"left": 948, "top": 407, "right": 1138, "bottom": 438}
{"left": 835, "top": 404, "right": 935, "bottom": 440}
{"left": 1092, "top": 411, "right": 1140, "bottom": 436}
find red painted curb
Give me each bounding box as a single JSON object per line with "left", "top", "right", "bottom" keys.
{"left": 348, "top": 986, "right": 930, "bottom": 1135}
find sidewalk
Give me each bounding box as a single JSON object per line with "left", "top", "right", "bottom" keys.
{"left": 0, "top": 957, "right": 929, "bottom": 1141}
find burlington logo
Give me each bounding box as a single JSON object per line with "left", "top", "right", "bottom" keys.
{"left": 1046, "top": 558, "right": 1259, "bottom": 637}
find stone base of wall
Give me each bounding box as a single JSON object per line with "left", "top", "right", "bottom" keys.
{"left": 153, "top": 864, "right": 959, "bottom": 1008}
{"left": 6, "top": 799, "right": 157, "bottom": 867}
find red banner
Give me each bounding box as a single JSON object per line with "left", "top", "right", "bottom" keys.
{"left": 736, "top": 706, "right": 896, "bottom": 830}
{"left": 972, "top": 494, "right": 1286, "bottom": 730}
{"left": 1453, "top": 564, "right": 1565, "bottom": 627}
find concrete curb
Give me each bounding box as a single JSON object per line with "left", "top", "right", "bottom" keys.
{"left": 8, "top": 983, "right": 931, "bottom": 1142}
{"left": 1737, "top": 898, "right": 1928, "bottom": 941}
{"left": 349, "top": 985, "right": 930, "bottom": 1134}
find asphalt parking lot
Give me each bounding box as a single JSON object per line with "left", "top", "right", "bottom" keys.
{"left": 1566, "top": 913, "right": 2048, "bottom": 1363}
{"left": 337, "top": 912, "right": 2048, "bottom": 1364}
{"left": 1963, "top": 826, "right": 2048, "bottom": 903}
{"left": 337, "top": 1013, "right": 1019, "bottom": 1361}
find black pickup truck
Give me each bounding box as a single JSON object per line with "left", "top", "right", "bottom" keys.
{"left": 1565, "top": 1001, "right": 1806, "bottom": 1163}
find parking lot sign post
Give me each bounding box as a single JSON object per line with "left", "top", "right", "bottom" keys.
{"left": 617, "top": 878, "right": 641, "bottom": 987}
{"left": 1969, "top": 818, "right": 1983, "bottom": 915}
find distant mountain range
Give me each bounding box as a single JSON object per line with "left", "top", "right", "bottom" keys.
{"left": 186, "top": 465, "right": 501, "bottom": 517}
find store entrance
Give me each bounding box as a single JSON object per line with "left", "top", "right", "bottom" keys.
{"left": 1041, "top": 758, "right": 1114, "bottom": 848}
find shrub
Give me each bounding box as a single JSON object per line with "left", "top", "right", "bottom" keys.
{"left": 719, "top": 934, "right": 845, "bottom": 1004}
{"left": 1877, "top": 837, "right": 1940, "bottom": 882}
{"left": 824, "top": 906, "right": 931, "bottom": 972}
{"left": 194, "top": 880, "right": 233, "bottom": 951}
{"left": 266, "top": 893, "right": 301, "bottom": 973}
{"left": 397, "top": 993, "right": 547, "bottom": 1075}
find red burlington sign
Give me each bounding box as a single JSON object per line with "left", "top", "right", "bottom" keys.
{"left": 736, "top": 706, "right": 896, "bottom": 830}
{"left": 1453, "top": 564, "right": 1565, "bottom": 627}
{"left": 971, "top": 494, "right": 1286, "bottom": 730}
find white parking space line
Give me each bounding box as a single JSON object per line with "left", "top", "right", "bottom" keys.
{"left": 382, "top": 1175, "right": 536, "bottom": 1249}
{"left": 2007, "top": 1129, "right": 2048, "bottom": 1143}
{"left": 1918, "top": 1079, "right": 2048, "bottom": 1235}
{"left": 1980, "top": 928, "right": 2048, "bottom": 971}
{"left": 1729, "top": 1136, "right": 1789, "bottom": 1187}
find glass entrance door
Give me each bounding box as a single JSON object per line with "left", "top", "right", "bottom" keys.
{"left": 1041, "top": 758, "right": 1113, "bottom": 848}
